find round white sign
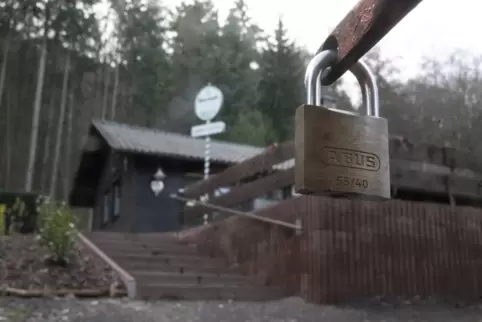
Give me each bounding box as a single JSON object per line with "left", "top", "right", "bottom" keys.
{"left": 194, "top": 85, "right": 223, "bottom": 121}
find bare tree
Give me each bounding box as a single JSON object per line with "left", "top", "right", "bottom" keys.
{"left": 4, "top": 85, "right": 12, "bottom": 189}
{"left": 0, "top": 29, "right": 11, "bottom": 114}
{"left": 49, "top": 53, "right": 71, "bottom": 198}
{"left": 40, "top": 86, "right": 56, "bottom": 192}
{"left": 401, "top": 51, "right": 482, "bottom": 149}
{"left": 110, "top": 62, "right": 119, "bottom": 120}
{"left": 64, "top": 89, "right": 74, "bottom": 199}
{"left": 101, "top": 60, "right": 111, "bottom": 119}
{"left": 25, "top": 39, "right": 48, "bottom": 192}
{"left": 109, "top": 0, "right": 126, "bottom": 121}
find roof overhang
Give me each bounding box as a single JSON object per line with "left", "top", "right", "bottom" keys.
{"left": 84, "top": 135, "right": 103, "bottom": 152}
{"left": 69, "top": 120, "right": 264, "bottom": 208}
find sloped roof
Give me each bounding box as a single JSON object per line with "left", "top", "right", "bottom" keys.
{"left": 70, "top": 120, "right": 265, "bottom": 207}
{"left": 92, "top": 120, "right": 263, "bottom": 163}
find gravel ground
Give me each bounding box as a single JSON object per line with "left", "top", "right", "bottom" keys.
{"left": 1, "top": 296, "right": 482, "bottom": 322}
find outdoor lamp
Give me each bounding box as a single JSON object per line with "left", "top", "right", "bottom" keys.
{"left": 151, "top": 168, "right": 166, "bottom": 196}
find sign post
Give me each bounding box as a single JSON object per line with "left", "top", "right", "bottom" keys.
{"left": 192, "top": 84, "right": 224, "bottom": 224}
{"left": 190, "top": 121, "right": 226, "bottom": 138}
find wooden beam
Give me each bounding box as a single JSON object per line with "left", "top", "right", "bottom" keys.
{"left": 391, "top": 167, "right": 482, "bottom": 200}
{"left": 448, "top": 148, "right": 482, "bottom": 174}
{"left": 184, "top": 168, "right": 294, "bottom": 218}
{"left": 182, "top": 136, "right": 481, "bottom": 200}
{"left": 389, "top": 137, "right": 445, "bottom": 166}
{"left": 181, "top": 136, "right": 482, "bottom": 219}
{"left": 389, "top": 138, "right": 482, "bottom": 174}
{"left": 185, "top": 161, "right": 482, "bottom": 220}
{"left": 182, "top": 141, "right": 294, "bottom": 199}
{"left": 389, "top": 159, "right": 481, "bottom": 179}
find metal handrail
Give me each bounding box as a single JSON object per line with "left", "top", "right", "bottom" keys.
{"left": 170, "top": 194, "right": 302, "bottom": 234}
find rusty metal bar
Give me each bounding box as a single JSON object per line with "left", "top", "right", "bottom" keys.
{"left": 318, "top": 0, "right": 424, "bottom": 85}
{"left": 171, "top": 194, "right": 302, "bottom": 233}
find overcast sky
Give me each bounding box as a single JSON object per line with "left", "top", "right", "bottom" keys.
{"left": 199, "top": 0, "right": 482, "bottom": 79}
{"left": 159, "top": 0, "right": 482, "bottom": 103}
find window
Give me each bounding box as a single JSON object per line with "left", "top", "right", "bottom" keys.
{"left": 113, "top": 183, "right": 121, "bottom": 217}
{"left": 103, "top": 193, "right": 110, "bottom": 224}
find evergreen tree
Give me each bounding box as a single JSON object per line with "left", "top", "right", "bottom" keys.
{"left": 166, "top": 0, "right": 222, "bottom": 133}
{"left": 112, "top": 0, "right": 171, "bottom": 126}
{"left": 256, "top": 17, "right": 305, "bottom": 141}
{"left": 217, "top": 0, "right": 262, "bottom": 123}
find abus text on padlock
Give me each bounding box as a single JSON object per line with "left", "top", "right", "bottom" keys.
{"left": 320, "top": 147, "right": 380, "bottom": 172}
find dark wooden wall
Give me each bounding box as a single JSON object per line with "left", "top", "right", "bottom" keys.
{"left": 110, "top": 154, "right": 136, "bottom": 232}
{"left": 92, "top": 151, "right": 115, "bottom": 230}
{"left": 91, "top": 152, "right": 231, "bottom": 233}
{"left": 182, "top": 196, "right": 482, "bottom": 304}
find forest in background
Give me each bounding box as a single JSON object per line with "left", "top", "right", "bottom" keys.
{"left": 0, "top": 0, "right": 481, "bottom": 202}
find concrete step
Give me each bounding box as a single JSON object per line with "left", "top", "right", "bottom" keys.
{"left": 138, "top": 283, "right": 287, "bottom": 301}
{"left": 112, "top": 254, "right": 227, "bottom": 269}
{"left": 85, "top": 232, "right": 138, "bottom": 241}
{"left": 119, "top": 261, "right": 241, "bottom": 275}
{"left": 92, "top": 240, "right": 198, "bottom": 256}
{"left": 131, "top": 271, "right": 257, "bottom": 286}
{"left": 86, "top": 232, "right": 186, "bottom": 245}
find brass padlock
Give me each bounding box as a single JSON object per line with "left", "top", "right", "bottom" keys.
{"left": 294, "top": 50, "right": 390, "bottom": 200}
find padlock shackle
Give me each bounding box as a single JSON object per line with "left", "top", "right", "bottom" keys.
{"left": 304, "top": 50, "right": 337, "bottom": 106}
{"left": 315, "top": 69, "right": 371, "bottom": 116}
{"left": 305, "top": 51, "right": 380, "bottom": 117}
{"left": 350, "top": 59, "right": 380, "bottom": 117}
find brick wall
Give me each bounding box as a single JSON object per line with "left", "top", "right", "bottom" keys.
{"left": 180, "top": 196, "right": 482, "bottom": 304}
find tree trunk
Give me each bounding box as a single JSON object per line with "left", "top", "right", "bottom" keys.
{"left": 110, "top": 63, "right": 119, "bottom": 120}
{"left": 117, "top": 84, "right": 126, "bottom": 121}
{"left": 4, "top": 86, "right": 12, "bottom": 189}
{"left": 0, "top": 30, "right": 11, "bottom": 187}
{"left": 101, "top": 61, "right": 110, "bottom": 120}
{"left": 96, "top": 60, "right": 104, "bottom": 118}
{"left": 25, "top": 40, "right": 48, "bottom": 192}
{"left": 0, "top": 29, "right": 11, "bottom": 112}
{"left": 64, "top": 88, "right": 74, "bottom": 199}
{"left": 40, "top": 87, "right": 56, "bottom": 192}
{"left": 49, "top": 53, "right": 71, "bottom": 198}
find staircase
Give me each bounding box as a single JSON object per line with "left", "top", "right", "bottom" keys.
{"left": 84, "top": 232, "right": 287, "bottom": 301}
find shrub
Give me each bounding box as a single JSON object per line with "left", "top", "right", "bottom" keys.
{"left": 37, "top": 197, "right": 78, "bottom": 265}
{"left": 0, "top": 192, "right": 41, "bottom": 233}
{"left": 0, "top": 198, "right": 28, "bottom": 235}
{"left": 7, "top": 197, "right": 28, "bottom": 234}
{"left": 0, "top": 204, "right": 6, "bottom": 235}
